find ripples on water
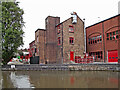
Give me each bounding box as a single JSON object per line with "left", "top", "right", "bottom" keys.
{"left": 1, "top": 71, "right": 119, "bottom": 88}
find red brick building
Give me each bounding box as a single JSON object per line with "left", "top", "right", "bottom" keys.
{"left": 29, "top": 40, "right": 35, "bottom": 57}
{"left": 35, "top": 29, "right": 46, "bottom": 63}
{"left": 30, "top": 12, "right": 85, "bottom": 64}
{"left": 86, "top": 14, "right": 120, "bottom": 63}
{"left": 45, "top": 16, "right": 60, "bottom": 64}
{"left": 56, "top": 12, "right": 85, "bottom": 64}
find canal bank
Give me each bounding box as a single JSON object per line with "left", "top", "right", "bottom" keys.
{"left": 1, "top": 63, "right": 120, "bottom": 71}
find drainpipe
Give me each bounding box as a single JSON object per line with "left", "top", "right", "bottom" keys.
{"left": 83, "top": 19, "right": 86, "bottom": 53}
{"left": 61, "top": 24, "right": 63, "bottom": 64}
{"left": 102, "top": 22, "right": 105, "bottom": 63}
{"left": 118, "top": 36, "right": 120, "bottom": 64}
{"left": 118, "top": 15, "right": 120, "bottom": 64}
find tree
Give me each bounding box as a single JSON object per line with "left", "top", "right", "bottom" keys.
{"left": 0, "top": 1, "right": 2, "bottom": 64}
{"left": 2, "top": 1, "right": 25, "bottom": 64}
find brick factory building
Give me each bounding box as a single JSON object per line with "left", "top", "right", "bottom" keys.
{"left": 29, "top": 40, "right": 35, "bottom": 57}
{"left": 35, "top": 29, "right": 46, "bottom": 64}
{"left": 56, "top": 12, "right": 85, "bottom": 64}
{"left": 86, "top": 14, "right": 120, "bottom": 63}
{"left": 30, "top": 12, "right": 85, "bottom": 64}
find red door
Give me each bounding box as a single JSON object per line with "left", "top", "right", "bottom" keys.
{"left": 108, "top": 50, "right": 118, "bottom": 62}
{"left": 70, "top": 51, "right": 74, "bottom": 61}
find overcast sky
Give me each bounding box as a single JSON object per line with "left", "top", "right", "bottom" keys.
{"left": 16, "top": 0, "right": 120, "bottom": 49}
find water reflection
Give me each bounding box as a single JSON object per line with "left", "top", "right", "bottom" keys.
{"left": 10, "top": 72, "right": 34, "bottom": 88}
{"left": 2, "top": 71, "right": 34, "bottom": 88}
{"left": 0, "top": 69, "right": 3, "bottom": 89}
{"left": 2, "top": 71, "right": 119, "bottom": 88}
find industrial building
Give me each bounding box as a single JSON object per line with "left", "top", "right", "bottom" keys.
{"left": 29, "top": 40, "right": 35, "bottom": 57}
{"left": 29, "top": 11, "right": 120, "bottom": 64}
{"left": 86, "top": 14, "right": 120, "bottom": 63}
{"left": 56, "top": 12, "right": 85, "bottom": 64}
{"left": 29, "top": 12, "right": 85, "bottom": 64}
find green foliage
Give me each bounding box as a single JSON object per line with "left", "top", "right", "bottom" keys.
{"left": 17, "top": 50, "right": 23, "bottom": 56}
{"left": 0, "top": 2, "right": 2, "bottom": 62}
{"left": 2, "top": 1, "right": 25, "bottom": 64}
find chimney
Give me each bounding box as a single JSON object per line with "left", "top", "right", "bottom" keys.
{"left": 71, "top": 12, "right": 77, "bottom": 24}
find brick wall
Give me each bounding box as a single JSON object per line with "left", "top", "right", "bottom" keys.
{"left": 86, "top": 15, "right": 120, "bottom": 62}
{"left": 45, "top": 16, "right": 60, "bottom": 64}
{"left": 57, "top": 16, "right": 85, "bottom": 63}
{"left": 29, "top": 40, "right": 35, "bottom": 57}
{"left": 35, "top": 29, "right": 46, "bottom": 64}
{"left": 118, "top": 15, "right": 120, "bottom": 63}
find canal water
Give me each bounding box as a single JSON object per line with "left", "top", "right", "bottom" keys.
{"left": 0, "top": 71, "right": 119, "bottom": 88}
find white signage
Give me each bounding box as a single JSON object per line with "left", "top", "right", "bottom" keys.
{"left": 11, "top": 65, "right": 15, "bottom": 69}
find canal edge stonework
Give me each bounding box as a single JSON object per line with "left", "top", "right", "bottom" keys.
{"left": 1, "top": 64, "right": 120, "bottom": 71}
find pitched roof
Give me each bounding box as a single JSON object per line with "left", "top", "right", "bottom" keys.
{"left": 35, "top": 28, "right": 46, "bottom": 33}
{"left": 56, "top": 14, "right": 84, "bottom": 27}
{"left": 86, "top": 14, "right": 120, "bottom": 29}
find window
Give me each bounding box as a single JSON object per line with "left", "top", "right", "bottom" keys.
{"left": 116, "top": 35, "right": 119, "bottom": 39}
{"left": 89, "top": 51, "right": 103, "bottom": 60}
{"left": 113, "top": 36, "right": 115, "bottom": 40}
{"left": 110, "top": 37, "right": 112, "bottom": 40}
{"left": 58, "top": 37, "right": 61, "bottom": 45}
{"left": 110, "top": 32, "right": 112, "bottom": 36}
{"left": 113, "top": 32, "right": 115, "bottom": 35}
{"left": 90, "top": 39, "right": 92, "bottom": 44}
{"left": 100, "top": 35, "right": 102, "bottom": 41}
{"left": 88, "top": 38, "right": 90, "bottom": 44}
{"left": 107, "top": 38, "right": 109, "bottom": 40}
{"left": 112, "top": 57, "right": 114, "bottom": 59}
{"left": 107, "top": 33, "right": 109, "bottom": 37}
{"left": 106, "top": 30, "right": 120, "bottom": 41}
{"left": 88, "top": 35, "right": 102, "bottom": 45}
{"left": 116, "top": 31, "right": 118, "bottom": 34}
{"left": 57, "top": 25, "right": 60, "bottom": 34}
{"left": 69, "top": 25, "right": 74, "bottom": 32}
{"left": 69, "top": 37, "right": 74, "bottom": 44}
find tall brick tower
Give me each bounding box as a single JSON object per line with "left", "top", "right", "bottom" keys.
{"left": 45, "top": 16, "right": 60, "bottom": 64}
